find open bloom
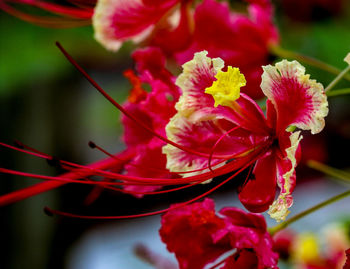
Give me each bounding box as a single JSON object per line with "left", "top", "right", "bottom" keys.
{"left": 159, "top": 198, "right": 279, "bottom": 269}
{"left": 163, "top": 51, "right": 328, "bottom": 221}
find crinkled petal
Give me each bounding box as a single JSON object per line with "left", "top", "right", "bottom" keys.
{"left": 159, "top": 198, "right": 230, "bottom": 269}
{"left": 92, "top": 0, "right": 179, "bottom": 51}
{"left": 261, "top": 60, "right": 328, "bottom": 134}
{"left": 220, "top": 207, "right": 279, "bottom": 268}
{"left": 268, "top": 131, "right": 302, "bottom": 222}
{"left": 160, "top": 199, "right": 278, "bottom": 269}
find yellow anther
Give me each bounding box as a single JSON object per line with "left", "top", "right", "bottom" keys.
{"left": 205, "top": 66, "right": 246, "bottom": 107}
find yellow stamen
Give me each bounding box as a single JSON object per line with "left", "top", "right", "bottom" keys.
{"left": 205, "top": 66, "right": 246, "bottom": 108}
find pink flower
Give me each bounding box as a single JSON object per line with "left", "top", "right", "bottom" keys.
{"left": 163, "top": 51, "right": 328, "bottom": 221}
{"left": 159, "top": 198, "right": 279, "bottom": 269}
{"left": 174, "top": 0, "right": 279, "bottom": 99}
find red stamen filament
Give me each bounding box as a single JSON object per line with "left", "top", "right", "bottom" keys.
{"left": 0, "top": 1, "right": 90, "bottom": 28}
{"left": 208, "top": 126, "right": 240, "bottom": 172}
{"left": 6, "top": 0, "right": 93, "bottom": 18}
{"left": 44, "top": 153, "right": 262, "bottom": 219}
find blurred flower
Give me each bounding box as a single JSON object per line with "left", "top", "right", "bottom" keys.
{"left": 159, "top": 198, "right": 279, "bottom": 269}
{"left": 163, "top": 51, "right": 328, "bottom": 221}
{"left": 93, "top": 0, "right": 192, "bottom": 52}
{"left": 273, "top": 220, "right": 350, "bottom": 269}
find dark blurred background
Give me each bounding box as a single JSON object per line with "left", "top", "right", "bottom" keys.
{"left": 0, "top": 0, "right": 350, "bottom": 268}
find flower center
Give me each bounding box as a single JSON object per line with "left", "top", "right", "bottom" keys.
{"left": 205, "top": 66, "right": 246, "bottom": 108}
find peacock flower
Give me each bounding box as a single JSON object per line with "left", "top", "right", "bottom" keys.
{"left": 159, "top": 198, "right": 279, "bottom": 269}
{"left": 163, "top": 51, "right": 328, "bottom": 221}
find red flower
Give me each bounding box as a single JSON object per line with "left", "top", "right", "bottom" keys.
{"left": 159, "top": 198, "right": 279, "bottom": 269}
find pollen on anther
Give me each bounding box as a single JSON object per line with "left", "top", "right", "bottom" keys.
{"left": 205, "top": 66, "right": 246, "bottom": 108}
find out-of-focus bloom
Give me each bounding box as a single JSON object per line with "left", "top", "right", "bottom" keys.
{"left": 92, "top": 0, "right": 192, "bottom": 52}
{"left": 275, "top": 221, "right": 350, "bottom": 269}
{"left": 159, "top": 198, "right": 279, "bottom": 269}
{"left": 163, "top": 51, "right": 328, "bottom": 221}
{"left": 175, "top": 0, "right": 279, "bottom": 99}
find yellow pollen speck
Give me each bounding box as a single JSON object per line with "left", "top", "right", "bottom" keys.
{"left": 205, "top": 66, "right": 246, "bottom": 107}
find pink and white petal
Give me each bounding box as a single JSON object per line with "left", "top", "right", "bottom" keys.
{"left": 163, "top": 114, "right": 257, "bottom": 178}
{"left": 268, "top": 131, "right": 302, "bottom": 222}
{"left": 175, "top": 50, "right": 224, "bottom": 117}
{"left": 261, "top": 60, "right": 328, "bottom": 134}
{"left": 238, "top": 151, "right": 277, "bottom": 213}
{"left": 92, "top": 0, "right": 179, "bottom": 51}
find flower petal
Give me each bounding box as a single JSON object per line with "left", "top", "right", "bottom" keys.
{"left": 261, "top": 60, "right": 328, "bottom": 134}
{"left": 159, "top": 198, "right": 230, "bottom": 269}
{"left": 123, "top": 144, "right": 168, "bottom": 197}
{"left": 175, "top": 50, "right": 224, "bottom": 117}
{"left": 92, "top": 0, "right": 179, "bottom": 51}
{"left": 238, "top": 151, "right": 277, "bottom": 213}
{"left": 268, "top": 131, "right": 302, "bottom": 222}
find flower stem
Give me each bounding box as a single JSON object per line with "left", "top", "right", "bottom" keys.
{"left": 269, "top": 45, "right": 350, "bottom": 82}
{"left": 307, "top": 160, "right": 350, "bottom": 182}
{"left": 325, "top": 64, "right": 350, "bottom": 91}
{"left": 269, "top": 189, "right": 350, "bottom": 236}
{"left": 326, "top": 88, "right": 350, "bottom": 97}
